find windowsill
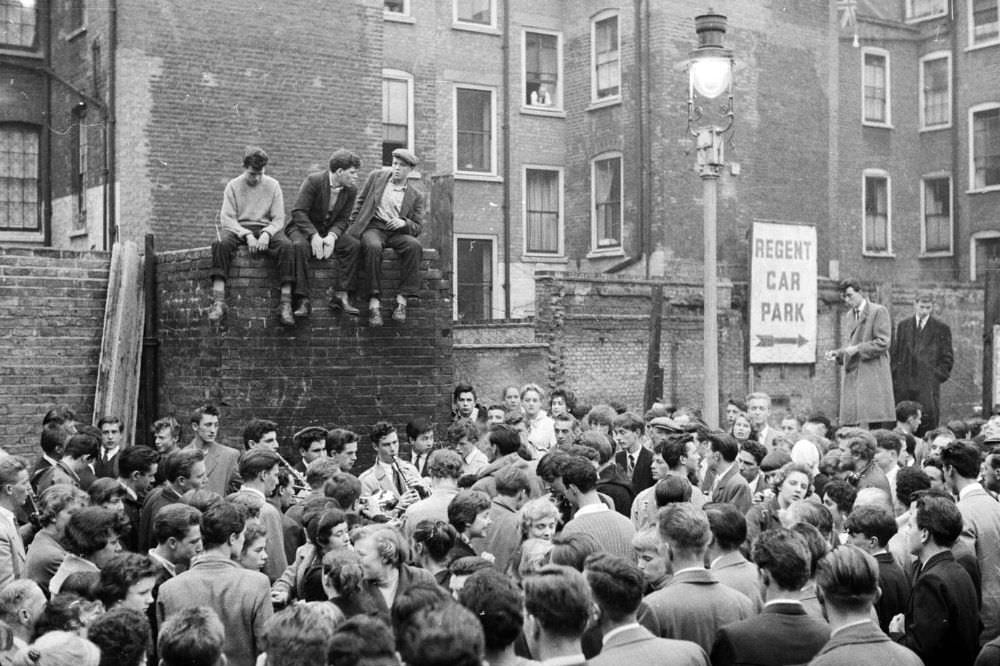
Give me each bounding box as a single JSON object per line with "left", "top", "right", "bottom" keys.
{"left": 383, "top": 12, "right": 415, "bottom": 24}
{"left": 520, "top": 105, "right": 566, "bottom": 118}
{"left": 905, "top": 13, "right": 948, "bottom": 23}
{"left": 452, "top": 22, "right": 500, "bottom": 35}
{"left": 0, "top": 231, "right": 44, "bottom": 243}
{"left": 66, "top": 25, "right": 87, "bottom": 41}
{"left": 454, "top": 172, "right": 503, "bottom": 183}
{"left": 862, "top": 121, "right": 894, "bottom": 129}
{"left": 587, "top": 96, "right": 622, "bottom": 112}
{"left": 966, "top": 38, "right": 1000, "bottom": 52}
{"left": 919, "top": 123, "right": 951, "bottom": 133}
{"left": 586, "top": 247, "right": 625, "bottom": 259}
{"left": 522, "top": 253, "right": 567, "bottom": 263}
{"left": 69, "top": 228, "right": 89, "bottom": 239}
{"left": 919, "top": 251, "right": 953, "bottom": 258}
{"left": 0, "top": 47, "right": 43, "bottom": 59}
{"left": 862, "top": 251, "right": 895, "bottom": 258}
{"left": 968, "top": 185, "right": 1000, "bottom": 194}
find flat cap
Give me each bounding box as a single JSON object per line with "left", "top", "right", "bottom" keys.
{"left": 648, "top": 417, "right": 684, "bottom": 432}
{"left": 391, "top": 148, "right": 419, "bottom": 167}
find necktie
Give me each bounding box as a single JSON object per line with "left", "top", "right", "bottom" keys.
{"left": 919, "top": 317, "right": 926, "bottom": 331}
{"left": 392, "top": 466, "right": 404, "bottom": 495}
{"left": 628, "top": 454, "right": 636, "bottom": 475}
{"left": 853, "top": 308, "right": 860, "bottom": 321}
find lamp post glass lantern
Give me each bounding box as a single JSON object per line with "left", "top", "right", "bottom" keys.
{"left": 687, "top": 11, "right": 734, "bottom": 428}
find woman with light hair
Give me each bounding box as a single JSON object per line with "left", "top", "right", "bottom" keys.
{"left": 11, "top": 631, "right": 99, "bottom": 666}
{"left": 521, "top": 383, "right": 556, "bottom": 458}
{"left": 25, "top": 484, "right": 88, "bottom": 589}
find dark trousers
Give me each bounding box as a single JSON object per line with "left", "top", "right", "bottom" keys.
{"left": 361, "top": 228, "right": 422, "bottom": 299}
{"left": 286, "top": 227, "right": 360, "bottom": 295}
{"left": 210, "top": 229, "right": 300, "bottom": 291}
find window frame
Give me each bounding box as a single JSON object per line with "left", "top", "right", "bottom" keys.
{"left": 453, "top": 84, "right": 498, "bottom": 179}
{"left": 453, "top": 0, "right": 497, "bottom": 32}
{"left": 968, "top": 0, "right": 1000, "bottom": 50}
{"left": 906, "top": 0, "right": 949, "bottom": 22}
{"left": 920, "top": 173, "right": 953, "bottom": 257}
{"left": 969, "top": 102, "right": 1000, "bottom": 193}
{"left": 590, "top": 10, "right": 621, "bottom": 106}
{"left": 0, "top": 122, "right": 44, "bottom": 242}
{"left": 522, "top": 165, "right": 564, "bottom": 258}
{"left": 861, "top": 47, "right": 892, "bottom": 128}
{"left": 918, "top": 51, "right": 952, "bottom": 131}
{"left": 383, "top": 0, "right": 413, "bottom": 22}
{"left": 861, "top": 169, "right": 893, "bottom": 257}
{"left": 382, "top": 69, "right": 414, "bottom": 168}
{"left": 590, "top": 152, "right": 624, "bottom": 256}
{"left": 452, "top": 233, "right": 498, "bottom": 321}
{"left": 971, "top": 231, "right": 1000, "bottom": 281}
{"left": 0, "top": 0, "right": 40, "bottom": 54}
{"left": 521, "top": 28, "right": 564, "bottom": 115}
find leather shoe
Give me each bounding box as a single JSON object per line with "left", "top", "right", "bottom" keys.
{"left": 392, "top": 301, "right": 406, "bottom": 323}
{"left": 369, "top": 307, "right": 384, "bottom": 328}
{"left": 279, "top": 302, "right": 295, "bottom": 327}
{"left": 330, "top": 294, "right": 360, "bottom": 316}
{"left": 207, "top": 300, "right": 227, "bottom": 322}
{"left": 293, "top": 298, "right": 311, "bottom": 318}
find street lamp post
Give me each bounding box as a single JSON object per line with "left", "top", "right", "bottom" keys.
{"left": 687, "top": 12, "right": 734, "bottom": 428}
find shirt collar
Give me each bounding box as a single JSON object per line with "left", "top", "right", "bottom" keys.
{"left": 959, "top": 482, "right": 984, "bottom": 501}
{"left": 601, "top": 622, "right": 641, "bottom": 645}
{"left": 764, "top": 598, "right": 804, "bottom": 608}
{"left": 672, "top": 565, "right": 706, "bottom": 577}
{"left": 541, "top": 656, "right": 587, "bottom": 666}
{"left": 147, "top": 549, "right": 177, "bottom": 577}
{"left": 0, "top": 506, "right": 14, "bottom": 523}
{"left": 118, "top": 479, "right": 138, "bottom": 501}
{"left": 830, "top": 619, "right": 875, "bottom": 638}
{"left": 102, "top": 445, "right": 120, "bottom": 459}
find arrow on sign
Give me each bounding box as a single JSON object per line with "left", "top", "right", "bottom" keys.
{"left": 756, "top": 334, "right": 808, "bottom": 347}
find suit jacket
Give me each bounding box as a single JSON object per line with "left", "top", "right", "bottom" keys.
{"left": 597, "top": 463, "right": 634, "bottom": 517}
{"left": 711, "top": 601, "right": 830, "bottom": 666}
{"left": 0, "top": 509, "right": 25, "bottom": 589}
{"left": 158, "top": 553, "right": 273, "bottom": 666}
{"left": 93, "top": 450, "right": 121, "bottom": 479}
{"left": 890, "top": 314, "right": 953, "bottom": 428}
{"left": 638, "top": 568, "right": 755, "bottom": 655}
{"left": 956, "top": 485, "right": 1000, "bottom": 643}
{"left": 347, "top": 168, "right": 424, "bottom": 238}
{"left": 590, "top": 624, "right": 709, "bottom": 666}
{"left": 809, "top": 621, "right": 922, "bottom": 666}
{"left": 616, "top": 447, "right": 655, "bottom": 496}
{"left": 186, "top": 440, "right": 242, "bottom": 498}
{"left": 710, "top": 551, "right": 763, "bottom": 611}
{"left": 838, "top": 300, "right": 896, "bottom": 425}
{"left": 138, "top": 485, "right": 183, "bottom": 552}
{"left": 289, "top": 170, "right": 358, "bottom": 239}
{"left": 711, "top": 464, "right": 752, "bottom": 514}
{"left": 900, "top": 550, "right": 980, "bottom": 666}
{"left": 874, "top": 551, "right": 910, "bottom": 635}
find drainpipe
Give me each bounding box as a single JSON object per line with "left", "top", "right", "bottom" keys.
{"left": 501, "top": 0, "right": 511, "bottom": 318}
{"left": 949, "top": 4, "right": 960, "bottom": 281}
{"left": 105, "top": 0, "right": 118, "bottom": 249}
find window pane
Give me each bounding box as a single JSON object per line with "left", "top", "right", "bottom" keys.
{"left": 525, "top": 32, "right": 558, "bottom": 107}
{"left": 923, "top": 178, "right": 950, "bottom": 252}
{"left": 0, "top": 125, "right": 40, "bottom": 231}
{"left": 456, "top": 238, "right": 493, "bottom": 321}
{"left": 594, "top": 16, "right": 620, "bottom": 99}
{"left": 864, "top": 176, "right": 888, "bottom": 253}
{"left": 456, "top": 0, "right": 491, "bottom": 25}
{"left": 382, "top": 77, "right": 410, "bottom": 166}
{"left": 0, "top": 0, "right": 36, "bottom": 48}
{"left": 908, "top": 0, "right": 947, "bottom": 19}
{"left": 973, "top": 0, "right": 1000, "bottom": 43}
{"left": 526, "top": 169, "right": 559, "bottom": 254}
{"left": 922, "top": 57, "right": 949, "bottom": 127}
{"left": 594, "top": 158, "right": 621, "bottom": 248}
{"left": 974, "top": 108, "right": 1000, "bottom": 189}
{"left": 863, "top": 53, "right": 887, "bottom": 123}
{"left": 384, "top": 0, "right": 405, "bottom": 13}
{"left": 456, "top": 88, "right": 492, "bottom": 172}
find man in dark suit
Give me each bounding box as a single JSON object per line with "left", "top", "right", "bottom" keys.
{"left": 586, "top": 553, "right": 709, "bottom": 666}
{"left": 347, "top": 148, "right": 425, "bottom": 327}
{"left": 703, "top": 432, "right": 751, "bottom": 514}
{"left": 890, "top": 292, "right": 953, "bottom": 435}
{"left": 94, "top": 416, "right": 125, "bottom": 479}
{"left": 288, "top": 149, "right": 362, "bottom": 315}
{"left": 710, "top": 528, "right": 830, "bottom": 666}
{"left": 613, "top": 412, "right": 654, "bottom": 496}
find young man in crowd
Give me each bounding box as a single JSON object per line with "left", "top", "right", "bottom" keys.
{"left": 138, "top": 449, "right": 206, "bottom": 551}
{"left": 115, "top": 446, "right": 160, "bottom": 552}
{"left": 185, "top": 405, "right": 241, "bottom": 497}
{"left": 243, "top": 419, "right": 279, "bottom": 452}
{"left": 95, "top": 416, "right": 125, "bottom": 479}
{"left": 234, "top": 449, "right": 288, "bottom": 581}
{"left": 405, "top": 417, "right": 436, "bottom": 477}
{"left": 292, "top": 426, "right": 328, "bottom": 476}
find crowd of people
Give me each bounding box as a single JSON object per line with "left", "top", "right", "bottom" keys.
{"left": 2, "top": 380, "right": 1000, "bottom": 666}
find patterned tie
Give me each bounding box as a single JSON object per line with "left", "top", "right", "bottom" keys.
{"left": 628, "top": 453, "right": 636, "bottom": 475}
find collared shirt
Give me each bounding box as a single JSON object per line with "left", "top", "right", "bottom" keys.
{"left": 602, "top": 622, "right": 641, "bottom": 645}
{"left": 574, "top": 502, "right": 610, "bottom": 518}
{"left": 102, "top": 446, "right": 120, "bottom": 463}
{"left": 959, "top": 482, "right": 984, "bottom": 501}
{"left": 376, "top": 179, "right": 407, "bottom": 223}
{"left": 147, "top": 549, "right": 177, "bottom": 577}
{"left": 327, "top": 172, "right": 343, "bottom": 213}
{"left": 672, "top": 565, "right": 707, "bottom": 577}
{"left": 541, "top": 655, "right": 587, "bottom": 666}
{"left": 830, "top": 619, "right": 875, "bottom": 638}
{"left": 711, "top": 462, "right": 735, "bottom": 493}
{"left": 118, "top": 479, "right": 138, "bottom": 502}
{"left": 763, "top": 598, "right": 804, "bottom": 609}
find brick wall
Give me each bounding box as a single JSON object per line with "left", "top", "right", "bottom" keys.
{"left": 0, "top": 247, "right": 110, "bottom": 455}
{"left": 155, "top": 245, "right": 453, "bottom": 470}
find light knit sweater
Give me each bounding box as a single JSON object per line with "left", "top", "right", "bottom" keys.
{"left": 219, "top": 173, "right": 285, "bottom": 238}
{"left": 561, "top": 505, "right": 636, "bottom": 561}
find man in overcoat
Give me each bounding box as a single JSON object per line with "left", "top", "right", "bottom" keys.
{"left": 890, "top": 292, "right": 953, "bottom": 435}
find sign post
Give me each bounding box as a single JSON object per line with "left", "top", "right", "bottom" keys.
{"left": 749, "top": 222, "right": 817, "bottom": 365}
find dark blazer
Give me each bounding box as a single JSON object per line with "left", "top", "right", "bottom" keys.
{"left": 899, "top": 550, "right": 980, "bottom": 666}
{"left": 890, "top": 314, "right": 953, "bottom": 430}
{"left": 138, "top": 485, "right": 183, "bottom": 552}
{"left": 289, "top": 170, "right": 358, "bottom": 239}
{"left": 93, "top": 450, "right": 120, "bottom": 479}
{"left": 121, "top": 492, "right": 142, "bottom": 552}
{"left": 590, "top": 624, "right": 708, "bottom": 666}
{"left": 347, "top": 168, "right": 424, "bottom": 238}
{"left": 711, "top": 463, "right": 752, "bottom": 514}
{"left": 810, "top": 621, "right": 922, "bottom": 666}
{"left": 710, "top": 601, "right": 830, "bottom": 666}
{"left": 874, "top": 551, "right": 909, "bottom": 635}
{"left": 615, "top": 447, "right": 654, "bottom": 496}
{"left": 597, "top": 463, "right": 634, "bottom": 517}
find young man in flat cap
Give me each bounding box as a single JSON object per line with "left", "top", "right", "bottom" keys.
{"left": 347, "top": 148, "right": 425, "bottom": 327}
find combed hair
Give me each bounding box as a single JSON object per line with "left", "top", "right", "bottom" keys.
{"left": 118, "top": 445, "right": 159, "bottom": 478}
{"left": 328, "top": 149, "right": 361, "bottom": 172}
{"left": 327, "top": 616, "right": 397, "bottom": 666}
{"left": 584, "top": 553, "right": 645, "bottom": 622}
{"left": 447, "top": 490, "right": 491, "bottom": 533}
{"left": 200, "top": 501, "right": 246, "bottom": 549}
{"left": 549, "top": 532, "right": 601, "bottom": 571}
{"left": 940, "top": 440, "right": 982, "bottom": 479}
{"left": 578, "top": 430, "right": 612, "bottom": 464}
{"left": 261, "top": 604, "right": 336, "bottom": 666}
{"left": 40, "top": 422, "right": 69, "bottom": 456}
{"left": 560, "top": 456, "right": 598, "bottom": 494}
{"left": 238, "top": 448, "right": 281, "bottom": 480}
{"left": 751, "top": 528, "right": 811, "bottom": 591}
{"left": 37, "top": 484, "right": 88, "bottom": 528}
{"left": 152, "top": 503, "right": 202, "bottom": 545}
{"left": 88, "top": 606, "right": 150, "bottom": 666}
{"left": 305, "top": 457, "right": 341, "bottom": 488}
{"left": 815, "top": 545, "right": 879, "bottom": 612}
{"left": 0, "top": 580, "right": 43, "bottom": 625}
{"left": 426, "top": 449, "right": 463, "bottom": 480}
{"left": 62, "top": 506, "right": 126, "bottom": 557}
{"left": 914, "top": 492, "right": 963, "bottom": 547}
{"left": 189, "top": 404, "right": 220, "bottom": 425}
{"left": 324, "top": 473, "right": 363, "bottom": 510}
{"left": 152, "top": 416, "right": 181, "bottom": 440}
{"left": 704, "top": 502, "right": 747, "bottom": 551}
{"left": 392, "top": 583, "right": 451, "bottom": 643}
{"left": 784, "top": 500, "right": 834, "bottom": 540}
{"left": 654, "top": 476, "right": 693, "bottom": 507}
{"left": 412, "top": 520, "right": 458, "bottom": 563}
{"left": 611, "top": 411, "right": 644, "bottom": 434}
{"left": 522, "top": 565, "right": 592, "bottom": 638}
{"left": 97, "top": 553, "right": 159, "bottom": 608}
{"left": 398, "top": 602, "right": 484, "bottom": 666}
{"left": 326, "top": 428, "right": 358, "bottom": 455}
{"left": 494, "top": 465, "right": 531, "bottom": 496}
{"left": 789, "top": 522, "right": 829, "bottom": 577}
{"left": 822, "top": 479, "right": 857, "bottom": 515}
{"left": 487, "top": 425, "right": 522, "bottom": 457}
{"left": 158, "top": 607, "right": 226, "bottom": 666}
{"left": 658, "top": 503, "right": 711, "bottom": 554}
{"left": 63, "top": 432, "right": 100, "bottom": 460}
{"left": 162, "top": 449, "right": 205, "bottom": 484}
{"left": 355, "top": 525, "right": 409, "bottom": 567}
{"left": 457, "top": 568, "right": 523, "bottom": 652}
{"left": 844, "top": 504, "right": 897, "bottom": 548}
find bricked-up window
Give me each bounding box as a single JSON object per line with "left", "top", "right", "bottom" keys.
{"left": 592, "top": 13, "right": 620, "bottom": 101}
{"left": 863, "top": 171, "right": 891, "bottom": 254}
{"left": 592, "top": 155, "right": 622, "bottom": 250}
{"left": 0, "top": 124, "right": 41, "bottom": 232}
{"left": 862, "top": 49, "right": 890, "bottom": 126}
{"left": 455, "top": 237, "right": 493, "bottom": 321}
{"left": 907, "top": 0, "right": 948, "bottom": 20}
{"left": 920, "top": 53, "right": 950, "bottom": 129}
{"left": 382, "top": 71, "right": 412, "bottom": 167}
{"left": 524, "top": 31, "right": 560, "bottom": 109}
{"left": 922, "top": 176, "right": 951, "bottom": 254}
{"left": 972, "top": 105, "right": 1000, "bottom": 190}
{"left": 455, "top": 0, "right": 492, "bottom": 27}
{"left": 0, "top": 0, "right": 37, "bottom": 48}
{"left": 525, "top": 168, "right": 561, "bottom": 254}
{"left": 455, "top": 86, "right": 494, "bottom": 174}
{"left": 971, "top": 0, "right": 1000, "bottom": 45}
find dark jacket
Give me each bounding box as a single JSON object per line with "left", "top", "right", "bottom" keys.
{"left": 289, "top": 170, "right": 358, "bottom": 239}
{"left": 874, "top": 551, "right": 909, "bottom": 635}
{"left": 890, "top": 314, "right": 953, "bottom": 430}
{"left": 597, "top": 463, "right": 634, "bottom": 517}
{"left": 615, "top": 447, "right": 654, "bottom": 496}
{"left": 347, "top": 168, "right": 424, "bottom": 239}
{"left": 710, "top": 601, "right": 830, "bottom": 666}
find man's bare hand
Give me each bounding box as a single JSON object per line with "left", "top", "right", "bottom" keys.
{"left": 310, "top": 234, "right": 325, "bottom": 259}
{"left": 387, "top": 218, "right": 406, "bottom": 231}
{"left": 322, "top": 233, "right": 338, "bottom": 260}
{"left": 246, "top": 234, "right": 263, "bottom": 254}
